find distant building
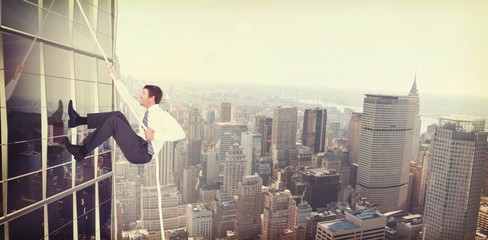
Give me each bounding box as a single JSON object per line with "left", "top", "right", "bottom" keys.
{"left": 357, "top": 94, "right": 418, "bottom": 212}
{"left": 241, "top": 131, "right": 262, "bottom": 175}
{"left": 255, "top": 116, "right": 273, "bottom": 157}
{"left": 422, "top": 116, "right": 488, "bottom": 240}
{"left": 258, "top": 156, "right": 273, "bottom": 186}
{"left": 222, "top": 144, "right": 247, "bottom": 199}
{"left": 478, "top": 197, "right": 488, "bottom": 235}
{"left": 262, "top": 188, "right": 295, "bottom": 240}
{"left": 302, "top": 108, "right": 327, "bottom": 153}
{"left": 296, "top": 143, "right": 312, "bottom": 167}
{"left": 220, "top": 102, "right": 235, "bottom": 123}
{"left": 316, "top": 209, "right": 386, "bottom": 240}
{"left": 234, "top": 175, "right": 263, "bottom": 239}
{"left": 213, "top": 122, "right": 248, "bottom": 170}
{"left": 187, "top": 204, "right": 213, "bottom": 239}
{"left": 347, "top": 112, "right": 362, "bottom": 164}
{"left": 397, "top": 217, "right": 423, "bottom": 240}
{"left": 305, "top": 211, "right": 337, "bottom": 240}
{"left": 271, "top": 106, "right": 298, "bottom": 168}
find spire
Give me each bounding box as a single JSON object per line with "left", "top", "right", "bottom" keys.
{"left": 408, "top": 70, "right": 419, "bottom": 97}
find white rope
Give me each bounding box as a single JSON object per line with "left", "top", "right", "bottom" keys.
{"left": 74, "top": 0, "right": 166, "bottom": 238}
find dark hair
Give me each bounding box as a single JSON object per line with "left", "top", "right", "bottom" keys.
{"left": 144, "top": 85, "right": 163, "bottom": 104}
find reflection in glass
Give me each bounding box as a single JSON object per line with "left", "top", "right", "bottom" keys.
{"left": 8, "top": 140, "right": 42, "bottom": 178}
{"left": 2, "top": 0, "right": 38, "bottom": 35}
{"left": 97, "top": 59, "right": 112, "bottom": 84}
{"left": 73, "top": 22, "right": 97, "bottom": 54}
{"left": 76, "top": 156, "right": 94, "bottom": 186}
{"left": 98, "top": 0, "right": 112, "bottom": 13}
{"left": 97, "top": 151, "right": 111, "bottom": 176}
{"left": 99, "top": 83, "right": 112, "bottom": 108}
{"left": 97, "top": 10, "right": 112, "bottom": 36}
{"left": 9, "top": 207, "right": 44, "bottom": 239}
{"left": 44, "top": 45, "right": 71, "bottom": 78}
{"left": 77, "top": 186, "right": 96, "bottom": 238}
{"left": 43, "top": 0, "right": 69, "bottom": 17}
{"left": 3, "top": 33, "right": 41, "bottom": 78}
{"left": 7, "top": 173, "right": 42, "bottom": 214}
{"left": 99, "top": 177, "right": 112, "bottom": 239}
{"left": 75, "top": 81, "right": 97, "bottom": 116}
{"left": 47, "top": 163, "right": 72, "bottom": 197}
{"left": 97, "top": 32, "right": 113, "bottom": 57}
{"left": 48, "top": 195, "right": 73, "bottom": 239}
{"left": 74, "top": 53, "right": 97, "bottom": 82}
{"left": 48, "top": 136, "right": 72, "bottom": 167}
{"left": 42, "top": 8, "right": 71, "bottom": 45}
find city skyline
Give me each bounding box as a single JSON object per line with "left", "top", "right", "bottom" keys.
{"left": 117, "top": 0, "right": 488, "bottom": 98}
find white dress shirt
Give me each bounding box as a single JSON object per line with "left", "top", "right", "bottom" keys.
{"left": 114, "top": 80, "right": 185, "bottom": 157}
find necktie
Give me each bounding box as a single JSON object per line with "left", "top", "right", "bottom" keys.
{"left": 143, "top": 110, "right": 154, "bottom": 155}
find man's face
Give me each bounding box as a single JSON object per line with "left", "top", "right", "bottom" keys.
{"left": 139, "top": 88, "right": 154, "bottom": 108}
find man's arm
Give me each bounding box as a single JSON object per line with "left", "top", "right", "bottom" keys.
{"left": 152, "top": 110, "right": 186, "bottom": 143}
{"left": 108, "top": 63, "right": 143, "bottom": 117}
{"left": 5, "top": 64, "right": 24, "bottom": 101}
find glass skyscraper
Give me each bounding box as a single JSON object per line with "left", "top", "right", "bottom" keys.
{"left": 1, "top": 0, "right": 116, "bottom": 238}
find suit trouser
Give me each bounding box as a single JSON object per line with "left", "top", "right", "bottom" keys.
{"left": 82, "top": 111, "right": 152, "bottom": 164}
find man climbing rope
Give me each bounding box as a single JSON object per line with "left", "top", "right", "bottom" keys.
{"left": 63, "top": 64, "right": 185, "bottom": 164}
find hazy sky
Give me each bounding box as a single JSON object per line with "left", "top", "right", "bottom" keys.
{"left": 116, "top": 0, "right": 488, "bottom": 97}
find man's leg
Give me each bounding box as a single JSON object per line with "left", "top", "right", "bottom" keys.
{"left": 86, "top": 111, "right": 131, "bottom": 129}
{"left": 65, "top": 113, "right": 150, "bottom": 163}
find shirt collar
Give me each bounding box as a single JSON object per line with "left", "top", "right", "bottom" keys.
{"left": 147, "top": 104, "right": 159, "bottom": 112}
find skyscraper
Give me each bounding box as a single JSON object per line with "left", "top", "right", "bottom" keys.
{"left": 213, "top": 122, "right": 248, "bottom": 164}
{"left": 241, "top": 131, "right": 262, "bottom": 175}
{"left": 234, "top": 175, "right": 263, "bottom": 239}
{"left": 262, "top": 188, "right": 295, "bottom": 240}
{"left": 188, "top": 107, "right": 203, "bottom": 166}
{"left": 347, "top": 112, "right": 362, "bottom": 164}
{"left": 220, "top": 101, "right": 235, "bottom": 123}
{"left": 187, "top": 203, "right": 213, "bottom": 239}
{"left": 222, "top": 144, "right": 247, "bottom": 199}
{"left": 408, "top": 77, "right": 421, "bottom": 162}
{"left": 357, "top": 94, "right": 418, "bottom": 212}
{"left": 271, "top": 106, "right": 298, "bottom": 169}
{"left": 1, "top": 1, "right": 116, "bottom": 238}
{"left": 422, "top": 116, "right": 488, "bottom": 240}
{"left": 302, "top": 108, "right": 327, "bottom": 154}
{"left": 255, "top": 116, "right": 273, "bottom": 157}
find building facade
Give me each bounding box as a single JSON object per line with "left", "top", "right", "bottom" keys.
{"left": 357, "top": 94, "right": 418, "bottom": 212}
{"left": 271, "top": 106, "right": 298, "bottom": 169}
{"left": 234, "top": 175, "right": 263, "bottom": 239}
{"left": 422, "top": 117, "right": 488, "bottom": 240}
{"left": 302, "top": 108, "right": 327, "bottom": 154}
{"left": 1, "top": 0, "right": 116, "bottom": 238}
{"left": 316, "top": 209, "right": 386, "bottom": 240}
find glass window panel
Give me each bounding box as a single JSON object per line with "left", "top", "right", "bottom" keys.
{"left": 43, "top": 0, "right": 69, "bottom": 17}
{"left": 2, "top": 0, "right": 38, "bottom": 35}
{"left": 3, "top": 33, "right": 41, "bottom": 78}
{"left": 48, "top": 136, "right": 72, "bottom": 166}
{"left": 9, "top": 207, "right": 44, "bottom": 239}
{"left": 97, "top": 32, "right": 113, "bottom": 57}
{"left": 75, "top": 156, "right": 94, "bottom": 186}
{"left": 97, "top": 10, "right": 112, "bottom": 37}
{"left": 47, "top": 163, "right": 72, "bottom": 197}
{"left": 97, "top": 59, "right": 111, "bottom": 84}
{"left": 7, "top": 172, "right": 42, "bottom": 213}
{"left": 99, "top": 199, "right": 112, "bottom": 239}
{"left": 73, "top": 22, "right": 97, "bottom": 54}
{"left": 0, "top": 184, "right": 3, "bottom": 217}
{"left": 8, "top": 140, "right": 42, "bottom": 178}
{"left": 98, "top": 83, "right": 112, "bottom": 108}
{"left": 0, "top": 224, "right": 3, "bottom": 239}
{"left": 44, "top": 45, "right": 72, "bottom": 78}
{"left": 48, "top": 194, "right": 73, "bottom": 239}
{"left": 75, "top": 80, "right": 97, "bottom": 114}
{"left": 74, "top": 53, "right": 97, "bottom": 82}
{"left": 98, "top": 0, "right": 111, "bottom": 14}
{"left": 77, "top": 185, "right": 96, "bottom": 238}
{"left": 73, "top": 0, "right": 95, "bottom": 28}
{"left": 46, "top": 77, "right": 71, "bottom": 139}
{"left": 42, "top": 8, "right": 71, "bottom": 45}
{"left": 97, "top": 151, "right": 111, "bottom": 177}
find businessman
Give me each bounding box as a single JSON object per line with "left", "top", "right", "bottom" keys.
{"left": 63, "top": 64, "right": 185, "bottom": 164}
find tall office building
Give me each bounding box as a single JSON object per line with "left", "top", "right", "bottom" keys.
{"left": 187, "top": 204, "right": 213, "bottom": 239}
{"left": 255, "top": 116, "right": 273, "bottom": 157}
{"left": 234, "top": 175, "right": 263, "bottom": 239}
{"left": 0, "top": 1, "right": 116, "bottom": 238}
{"left": 271, "top": 106, "right": 298, "bottom": 169}
{"left": 220, "top": 102, "right": 235, "bottom": 123}
{"left": 302, "top": 108, "right": 327, "bottom": 154}
{"left": 213, "top": 122, "right": 248, "bottom": 164}
{"left": 422, "top": 116, "right": 488, "bottom": 240}
{"left": 408, "top": 78, "right": 421, "bottom": 162}
{"left": 222, "top": 144, "right": 247, "bottom": 199}
{"left": 347, "top": 112, "right": 362, "bottom": 164}
{"left": 262, "top": 188, "right": 295, "bottom": 240}
{"left": 182, "top": 165, "right": 198, "bottom": 203}
{"left": 188, "top": 107, "right": 203, "bottom": 167}
{"left": 241, "top": 131, "right": 262, "bottom": 175}
{"left": 357, "top": 94, "right": 418, "bottom": 212}
{"left": 478, "top": 197, "right": 488, "bottom": 235}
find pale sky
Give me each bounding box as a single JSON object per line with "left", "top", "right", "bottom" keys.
{"left": 116, "top": 0, "right": 488, "bottom": 98}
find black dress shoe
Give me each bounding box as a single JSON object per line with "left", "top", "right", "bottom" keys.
{"left": 63, "top": 137, "right": 85, "bottom": 162}
{"left": 68, "top": 100, "right": 79, "bottom": 128}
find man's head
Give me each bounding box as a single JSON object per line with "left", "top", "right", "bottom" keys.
{"left": 140, "top": 85, "right": 163, "bottom": 108}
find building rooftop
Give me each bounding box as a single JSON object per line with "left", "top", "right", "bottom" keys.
{"left": 350, "top": 209, "right": 383, "bottom": 220}
{"left": 322, "top": 219, "right": 359, "bottom": 232}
